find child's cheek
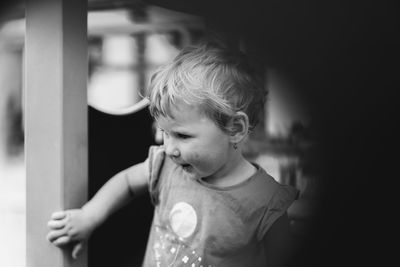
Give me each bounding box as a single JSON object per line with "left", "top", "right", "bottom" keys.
{"left": 187, "top": 151, "right": 201, "bottom": 162}
{"left": 188, "top": 152, "right": 207, "bottom": 169}
{"left": 193, "top": 153, "right": 217, "bottom": 173}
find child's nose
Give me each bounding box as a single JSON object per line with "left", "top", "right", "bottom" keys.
{"left": 164, "top": 139, "right": 180, "bottom": 158}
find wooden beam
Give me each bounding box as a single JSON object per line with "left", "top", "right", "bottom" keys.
{"left": 25, "top": 0, "right": 88, "bottom": 267}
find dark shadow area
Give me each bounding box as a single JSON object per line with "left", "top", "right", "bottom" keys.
{"left": 88, "top": 106, "right": 156, "bottom": 267}
{"left": 147, "top": 0, "right": 399, "bottom": 266}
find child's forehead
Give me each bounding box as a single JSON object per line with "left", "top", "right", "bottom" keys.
{"left": 166, "top": 99, "right": 203, "bottom": 115}
{"left": 155, "top": 102, "right": 208, "bottom": 126}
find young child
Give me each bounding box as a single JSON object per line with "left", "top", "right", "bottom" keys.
{"left": 47, "top": 42, "right": 298, "bottom": 267}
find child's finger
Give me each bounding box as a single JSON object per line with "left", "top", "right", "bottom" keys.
{"left": 51, "top": 211, "right": 66, "bottom": 220}
{"left": 47, "top": 219, "right": 66, "bottom": 229}
{"left": 46, "top": 228, "right": 68, "bottom": 242}
{"left": 53, "top": 235, "right": 71, "bottom": 246}
{"left": 72, "top": 242, "right": 83, "bottom": 259}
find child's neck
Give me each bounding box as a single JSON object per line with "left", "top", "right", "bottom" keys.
{"left": 202, "top": 154, "right": 257, "bottom": 188}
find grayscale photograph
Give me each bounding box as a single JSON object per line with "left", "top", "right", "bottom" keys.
{"left": 0, "top": 0, "right": 397, "bottom": 267}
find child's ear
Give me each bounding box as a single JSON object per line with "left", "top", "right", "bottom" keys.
{"left": 229, "top": 111, "right": 249, "bottom": 144}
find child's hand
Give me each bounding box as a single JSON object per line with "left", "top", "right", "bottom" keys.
{"left": 46, "top": 209, "right": 95, "bottom": 259}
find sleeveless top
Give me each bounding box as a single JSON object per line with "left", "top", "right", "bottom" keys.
{"left": 141, "top": 146, "right": 298, "bottom": 267}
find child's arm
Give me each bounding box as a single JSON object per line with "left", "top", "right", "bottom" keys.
{"left": 46, "top": 159, "right": 149, "bottom": 259}
{"left": 263, "top": 212, "right": 294, "bottom": 267}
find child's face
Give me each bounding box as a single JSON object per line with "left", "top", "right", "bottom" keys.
{"left": 156, "top": 101, "right": 235, "bottom": 180}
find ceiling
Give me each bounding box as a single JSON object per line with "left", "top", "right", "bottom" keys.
{"left": 1, "top": 0, "right": 396, "bottom": 86}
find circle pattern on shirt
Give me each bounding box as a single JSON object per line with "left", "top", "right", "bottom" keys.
{"left": 169, "top": 202, "right": 197, "bottom": 239}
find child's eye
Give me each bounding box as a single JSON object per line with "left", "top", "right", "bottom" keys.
{"left": 176, "top": 133, "right": 191, "bottom": 139}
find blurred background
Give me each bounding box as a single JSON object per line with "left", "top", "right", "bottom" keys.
{"left": 1, "top": 0, "right": 398, "bottom": 267}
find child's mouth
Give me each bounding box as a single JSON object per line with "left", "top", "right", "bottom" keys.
{"left": 181, "top": 164, "right": 192, "bottom": 171}
{"left": 171, "top": 158, "right": 193, "bottom": 172}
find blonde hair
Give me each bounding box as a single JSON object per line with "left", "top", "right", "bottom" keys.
{"left": 148, "top": 42, "right": 266, "bottom": 133}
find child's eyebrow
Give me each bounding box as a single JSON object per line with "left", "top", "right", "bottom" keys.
{"left": 155, "top": 120, "right": 195, "bottom": 135}
{"left": 156, "top": 125, "right": 187, "bottom": 134}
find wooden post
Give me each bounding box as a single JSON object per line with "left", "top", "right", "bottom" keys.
{"left": 25, "top": 0, "right": 88, "bottom": 267}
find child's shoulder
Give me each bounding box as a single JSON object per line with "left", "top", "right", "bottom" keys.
{"left": 248, "top": 164, "right": 282, "bottom": 191}
{"left": 247, "top": 164, "right": 299, "bottom": 205}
